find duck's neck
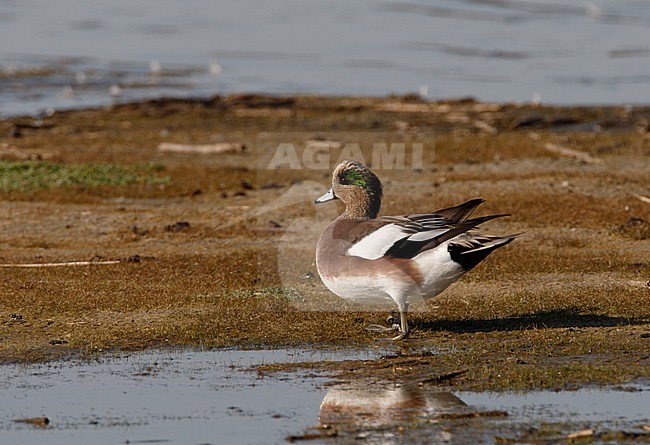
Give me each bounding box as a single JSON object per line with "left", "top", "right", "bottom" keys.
{"left": 342, "top": 192, "right": 381, "bottom": 219}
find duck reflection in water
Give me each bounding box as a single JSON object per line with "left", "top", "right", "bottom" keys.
{"left": 319, "top": 383, "right": 467, "bottom": 427}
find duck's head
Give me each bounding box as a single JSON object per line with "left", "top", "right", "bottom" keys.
{"left": 315, "top": 160, "right": 383, "bottom": 219}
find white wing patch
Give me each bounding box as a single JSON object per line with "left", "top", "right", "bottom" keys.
{"left": 346, "top": 224, "right": 409, "bottom": 260}
{"left": 406, "top": 229, "right": 449, "bottom": 242}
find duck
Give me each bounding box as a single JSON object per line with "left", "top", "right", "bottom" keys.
{"left": 315, "top": 160, "right": 517, "bottom": 340}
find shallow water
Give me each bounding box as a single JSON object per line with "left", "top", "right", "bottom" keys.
{"left": 1, "top": 349, "right": 648, "bottom": 444}
{"left": 1, "top": 0, "right": 650, "bottom": 117}
{"left": 460, "top": 388, "right": 650, "bottom": 427}
{"left": 319, "top": 384, "right": 650, "bottom": 443}
{"left": 0, "top": 348, "right": 383, "bottom": 445}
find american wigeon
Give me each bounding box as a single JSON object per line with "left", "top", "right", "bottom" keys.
{"left": 315, "top": 160, "right": 517, "bottom": 340}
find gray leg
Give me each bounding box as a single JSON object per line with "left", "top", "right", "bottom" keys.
{"left": 366, "top": 303, "right": 410, "bottom": 340}
{"left": 365, "top": 307, "right": 400, "bottom": 333}
{"left": 365, "top": 321, "right": 400, "bottom": 333}
{"left": 390, "top": 303, "right": 410, "bottom": 341}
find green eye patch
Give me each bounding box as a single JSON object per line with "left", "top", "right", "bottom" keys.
{"left": 340, "top": 168, "right": 370, "bottom": 188}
